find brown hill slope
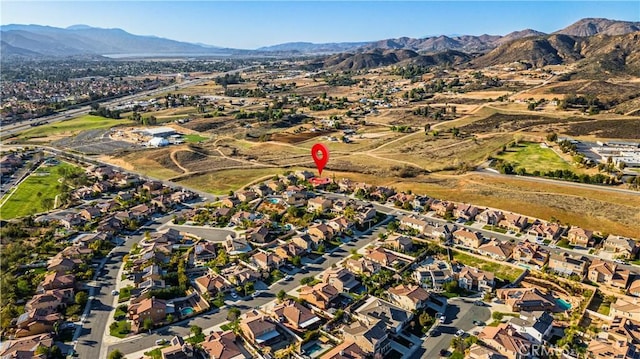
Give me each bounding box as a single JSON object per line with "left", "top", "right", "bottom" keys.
{"left": 555, "top": 18, "right": 640, "bottom": 36}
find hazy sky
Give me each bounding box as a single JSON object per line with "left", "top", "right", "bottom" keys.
{"left": 2, "top": 1, "right": 639, "bottom": 49}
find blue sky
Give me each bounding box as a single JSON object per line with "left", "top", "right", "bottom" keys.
{"left": 1, "top": 1, "right": 639, "bottom": 49}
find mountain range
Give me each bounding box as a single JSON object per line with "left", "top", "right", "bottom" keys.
{"left": 1, "top": 18, "right": 639, "bottom": 71}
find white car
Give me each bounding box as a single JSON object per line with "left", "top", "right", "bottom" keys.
{"left": 230, "top": 292, "right": 238, "bottom": 299}
{"left": 439, "top": 315, "right": 446, "bottom": 324}
{"left": 455, "top": 329, "right": 465, "bottom": 337}
{"left": 549, "top": 244, "right": 557, "bottom": 249}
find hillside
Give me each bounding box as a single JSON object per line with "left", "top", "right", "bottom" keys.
{"left": 320, "top": 49, "right": 471, "bottom": 71}
{"left": 471, "top": 32, "right": 640, "bottom": 74}
{"left": 0, "top": 24, "right": 230, "bottom": 58}
{"left": 555, "top": 18, "right": 640, "bottom": 36}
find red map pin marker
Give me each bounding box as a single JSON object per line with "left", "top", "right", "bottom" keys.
{"left": 311, "top": 143, "right": 329, "bottom": 176}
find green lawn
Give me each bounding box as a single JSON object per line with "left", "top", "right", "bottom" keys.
{"left": 109, "top": 320, "right": 131, "bottom": 338}
{"left": 19, "top": 115, "right": 132, "bottom": 139}
{"left": 0, "top": 162, "right": 78, "bottom": 219}
{"left": 183, "top": 134, "right": 208, "bottom": 143}
{"left": 452, "top": 250, "right": 524, "bottom": 283}
{"left": 495, "top": 142, "right": 573, "bottom": 173}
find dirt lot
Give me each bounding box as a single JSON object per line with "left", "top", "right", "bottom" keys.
{"left": 564, "top": 119, "right": 640, "bottom": 139}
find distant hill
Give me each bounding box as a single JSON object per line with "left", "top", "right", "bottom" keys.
{"left": 319, "top": 49, "right": 471, "bottom": 71}
{"left": 257, "top": 41, "right": 370, "bottom": 53}
{"left": 555, "top": 18, "right": 640, "bottom": 36}
{"left": 471, "top": 32, "right": 640, "bottom": 75}
{"left": 0, "top": 24, "right": 231, "bottom": 58}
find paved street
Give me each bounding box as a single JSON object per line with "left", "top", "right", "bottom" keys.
{"left": 414, "top": 297, "right": 491, "bottom": 359}
{"left": 98, "top": 213, "right": 390, "bottom": 358}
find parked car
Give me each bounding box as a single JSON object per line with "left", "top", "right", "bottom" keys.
{"left": 473, "top": 320, "right": 485, "bottom": 326}
{"left": 155, "top": 339, "right": 167, "bottom": 345}
{"left": 230, "top": 292, "right": 238, "bottom": 299}
{"left": 439, "top": 315, "right": 446, "bottom": 324}
{"left": 111, "top": 290, "right": 118, "bottom": 295}
{"left": 455, "top": 329, "right": 465, "bottom": 337}
{"left": 473, "top": 300, "right": 484, "bottom": 306}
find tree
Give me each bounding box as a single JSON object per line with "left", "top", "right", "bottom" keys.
{"left": 166, "top": 313, "right": 174, "bottom": 323}
{"left": 277, "top": 289, "right": 287, "bottom": 302}
{"left": 419, "top": 312, "right": 433, "bottom": 327}
{"left": 143, "top": 317, "right": 154, "bottom": 331}
{"left": 75, "top": 291, "right": 88, "bottom": 307}
{"left": 190, "top": 325, "right": 203, "bottom": 337}
{"left": 108, "top": 350, "right": 124, "bottom": 359}
{"left": 227, "top": 307, "right": 241, "bottom": 321}
{"left": 291, "top": 256, "right": 302, "bottom": 267}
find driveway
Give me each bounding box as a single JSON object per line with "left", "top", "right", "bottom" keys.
{"left": 413, "top": 297, "right": 491, "bottom": 358}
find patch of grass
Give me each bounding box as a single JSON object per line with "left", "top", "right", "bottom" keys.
{"left": 220, "top": 323, "right": 232, "bottom": 331}
{"left": 597, "top": 302, "right": 611, "bottom": 316}
{"left": 495, "top": 142, "right": 574, "bottom": 173}
{"left": 118, "top": 286, "right": 134, "bottom": 303}
{"left": 0, "top": 162, "right": 78, "bottom": 219}
{"left": 183, "top": 134, "right": 208, "bottom": 143}
{"left": 109, "top": 320, "right": 131, "bottom": 338}
{"left": 144, "top": 348, "right": 166, "bottom": 359}
{"left": 557, "top": 238, "right": 571, "bottom": 249}
{"left": 452, "top": 250, "right": 524, "bottom": 282}
{"left": 19, "top": 115, "right": 132, "bottom": 139}
{"left": 482, "top": 225, "right": 507, "bottom": 234}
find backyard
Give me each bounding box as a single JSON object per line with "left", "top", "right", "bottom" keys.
{"left": 452, "top": 250, "right": 524, "bottom": 283}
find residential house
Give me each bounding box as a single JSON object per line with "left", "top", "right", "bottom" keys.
{"left": 611, "top": 297, "right": 640, "bottom": 322}
{"left": 352, "top": 296, "right": 413, "bottom": 334}
{"left": 236, "top": 190, "right": 258, "bottom": 203}
{"left": 342, "top": 320, "right": 390, "bottom": 356}
{"left": 0, "top": 333, "right": 54, "bottom": 359}
{"left": 40, "top": 272, "right": 75, "bottom": 292}
{"left": 299, "top": 283, "right": 339, "bottom": 310}
{"left": 295, "top": 170, "right": 315, "bottom": 182}
{"left": 478, "top": 323, "right": 534, "bottom": 359}
{"left": 160, "top": 336, "right": 194, "bottom": 359}
{"left": 252, "top": 251, "right": 285, "bottom": 271}
{"left": 320, "top": 341, "right": 367, "bottom": 359}
{"left": 308, "top": 223, "right": 335, "bottom": 241}
{"left": 603, "top": 235, "right": 640, "bottom": 260}
{"left": 526, "top": 222, "right": 564, "bottom": 241}
{"left": 230, "top": 211, "right": 256, "bottom": 226}
{"left": 79, "top": 207, "right": 102, "bottom": 221}
{"left": 271, "top": 299, "right": 322, "bottom": 330}
{"left": 453, "top": 229, "right": 484, "bottom": 248}
{"left": 194, "top": 272, "right": 231, "bottom": 296}
{"left": 399, "top": 216, "right": 428, "bottom": 234}
{"left": 194, "top": 242, "right": 217, "bottom": 264}
{"left": 477, "top": 209, "right": 504, "bottom": 226}
{"left": 629, "top": 279, "right": 640, "bottom": 297}
{"left": 430, "top": 200, "right": 454, "bottom": 217}
{"left": 477, "top": 239, "right": 515, "bottom": 261}
{"left": 365, "top": 247, "right": 398, "bottom": 267}
{"left": 498, "top": 213, "right": 529, "bottom": 233}
{"left": 128, "top": 297, "right": 167, "bottom": 331}
{"left": 97, "top": 216, "right": 124, "bottom": 236}
{"left": 587, "top": 316, "right": 640, "bottom": 359}
{"left": 224, "top": 235, "right": 252, "bottom": 255}
{"left": 327, "top": 216, "right": 353, "bottom": 235}
{"left": 588, "top": 259, "right": 631, "bottom": 289}
{"left": 25, "top": 289, "right": 73, "bottom": 312}
{"left": 252, "top": 183, "right": 273, "bottom": 197}
{"left": 59, "top": 213, "right": 85, "bottom": 229}
{"left": 307, "top": 197, "right": 333, "bottom": 213}
{"left": 413, "top": 261, "right": 453, "bottom": 291}
{"left": 47, "top": 256, "right": 81, "bottom": 273}
{"left": 322, "top": 267, "right": 360, "bottom": 292}
{"left": 457, "top": 267, "right": 495, "bottom": 292}
{"left": 507, "top": 311, "right": 554, "bottom": 343}
{"left": 130, "top": 203, "right": 154, "bottom": 221}
{"left": 548, "top": 252, "right": 589, "bottom": 277}
{"left": 384, "top": 234, "right": 413, "bottom": 252}
{"left": 496, "top": 287, "right": 557, "bottom": 312}
{"left": 245, "top": 226, "right": 270, "bottom": 244}
{"left": 344, "top": 257, "right": 381, "bottom": 276}
{"left": 467, "top": 344, "right": 507, "bottom": 359}
{"left": 239, "top": 311, "right": 280, "bottom": 345}
{"left": 222, "top": 197, "right": 241, "bottom": 208}
{"left": 567, "top": 226, "right": 594, "bottom": 247}
{"left": 142, "top": 181, "right": 163, "bottom": 192}
{"left": 388, "top": 284, "right": 430, "bottom": 311}
{"left": 291, "top": 234, "right": 316, "bottom": 252}
{"left": 454, "top": 203, "right": 479, "bottom": 221}
{"left": 15, "top": 309, "right": 61, "bottom": 338}
{"left": 274, "top": 243, "right": 306, "bottom": 260}
{"left": 201, "top": 331, "right": 247, "bottom": 359}
{"left": 355, "top": 206, "right": 376, "bottom": 225}
{"left": 229, "top": 268, "right": 262, "bottom": 286}
{"left": 512, "top": 240, "right": 549, "bottom": 268}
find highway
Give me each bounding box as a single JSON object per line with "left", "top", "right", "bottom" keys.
{"left": 1, "top": 66, "right": 254, "bottom": 137}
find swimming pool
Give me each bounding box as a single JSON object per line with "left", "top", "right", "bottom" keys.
{"left": 305, "top": 343, "right": 323, "bottom": 355}
{"left": 268, "top": 198, "right": 279, "bottom": 204}
{"left": 556, "top": 298, "right": 572, "bottom": 310}
{"left": 180, "top": 307, "right": 195, "bottom": 316}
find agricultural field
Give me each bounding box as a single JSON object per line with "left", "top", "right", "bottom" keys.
{"left": 0, "top": 161, "right": 78, "bottom": 219}
{"left": 18, "top": 115, "right": 132, "bottom": 139}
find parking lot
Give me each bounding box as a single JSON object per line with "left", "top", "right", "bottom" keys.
{"left": 53, "top": 129, "right": 137, "bottom": 155}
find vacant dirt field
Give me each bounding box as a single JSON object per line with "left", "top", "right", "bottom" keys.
{"left": 564, "top": 119, "right": 640, "bottom": 139}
